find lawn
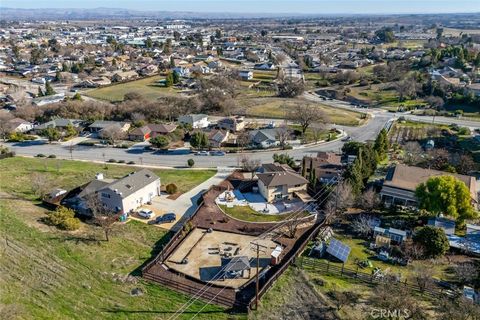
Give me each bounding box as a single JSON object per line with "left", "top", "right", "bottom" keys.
{"left": 84, "top": 76, "right": 177, "bottom": 102}
{"left": 219, "top": 205, "right": 310, "bottom": 223}
{"left": 239, "top": 97, "right": 365, "bottom": 126}
{"left": 0, "top": 199, "right": 242, "bottom": 320}
{"left": 0, "top": 157, "right": 216, "bottom": 201}
{"left": 348, "top": 84, "right": 427, "bottom": 110}
{"left": 305, "top": 233, "right": 453, "bottom": 280}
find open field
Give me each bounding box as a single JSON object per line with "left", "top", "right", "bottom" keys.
{"left": 348, "top": 84, "right": 427, "bottom": 109}
{"left": 0, "top": 198, "right": 241, "bottom": 320}
{"left": 388, "top": 120, "right": 448, "bottom": 145}
{"left": 165, "top": 228, "right": 276, "bottom": 288}
{"left": 239, "top": 97, "right": 365, "bottom": 126}
{"left": 0, "top": 157, "right": 216, "bottom": 200}
{"left": 84, "top": 76, "right": 176, "bottom": 102}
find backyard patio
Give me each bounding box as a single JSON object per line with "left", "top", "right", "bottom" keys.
{"left": 215, "top": 189, "right": 316, "bottom": 215}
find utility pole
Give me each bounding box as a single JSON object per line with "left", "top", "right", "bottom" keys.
{"left": 250, "top": 241, "right": 267, "bottom": 310}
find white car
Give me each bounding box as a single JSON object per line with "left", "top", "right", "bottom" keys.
{"left": 138, "top": 209, "right": 154, "bottom": 219}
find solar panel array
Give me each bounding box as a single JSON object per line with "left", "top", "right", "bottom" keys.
{"left": 326, "top": 238, "right": 351, "bottom": 263}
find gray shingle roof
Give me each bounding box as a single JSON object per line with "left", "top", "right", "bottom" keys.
{"left": 100, "top": 169, "right": 159, "bottom": 198}
{"left": 257, "top": 171, "right": 308, "bottom": 188}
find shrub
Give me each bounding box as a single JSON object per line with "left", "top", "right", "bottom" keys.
{"left": 48, "top": 154, "right": 56, "bottom": 158}
{"left": 36, "top": 153, "right": 46, "bottom": 157}
{"left": 413, "top": 226, "right": 449, "bottom": 259}
{"left": 108, "top": 159, "right": 117, "bottom": 163}
{"left": 127, "top": 161, "right": 136, "bottom": 165}
{"left": 187, "top": 159, "right": 195, "bottom": 167}
{"left": 458, "top": 127, "right": 471, "bottom": 135}
{"left": 165, "top": 183, "right": 178, "bottom": 194}
{"left": 118, "top": 160, "right": 126, "bottom": 163}
{"left": 46, "top": 206, "right": 81, "bottom": 231}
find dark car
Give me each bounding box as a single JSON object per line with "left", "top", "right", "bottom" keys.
{"left": 154, "top": 213, "right": 177, "bottom": 224}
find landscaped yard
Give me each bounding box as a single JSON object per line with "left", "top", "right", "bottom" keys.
{"left": 84, "top": 75, "right": 177, "bottom": 102}
{"left": 239, "top": 97, "right": 365, "bottom": 126}
{"left": 0, "top": 157, "right": 216, "bottom": 200}
{"left": 219, "top": 204, "right": 310, "bottom": 223}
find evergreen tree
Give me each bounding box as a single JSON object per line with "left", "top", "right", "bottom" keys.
{"left": 44, "top": 81, "right": 56, "bottom": 96}
{"left": 165, "top": 72, "right": 174, "bottom": 87}
{"left": 172, "top": 71, "right": 180, "bottom": 84}
{"left": 37, "top": 86, "right": 44, "bottom": 97}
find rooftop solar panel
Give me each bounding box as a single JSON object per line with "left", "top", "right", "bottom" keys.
{"left": 326, "top": 238, "right": 351, "bottom": 263}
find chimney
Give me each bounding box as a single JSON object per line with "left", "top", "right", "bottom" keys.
{"left": 95, "top": 173, "right": 104, "bottom": 180}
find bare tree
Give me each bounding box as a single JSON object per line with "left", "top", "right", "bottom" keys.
{"left": 311, "top": 124, "right": 326, "bottom": 143}
{"left": 277, "top": 78, "right": 305, "bottom": 98}
{"left": 358, "top": 188, "right": 380, "bottom": 213}
{"left": 236, "top": 131, "right": 250, "bottom": 152}
{"left": 426, "top": 95, "right": 444, "bottom": 110}
{"left": 454, "top": 262, "right": 478, "bottom": 284}
{"left": 328, "top": 289, "right": 359, "bottom": 311}
{"left": 86, "top": 194, "right": 118, "bottom": 242}
{"left": 288, "top": 104, "right": 328, "bottom": 135}
{"left": 439, "top": 296, "right": 480, "bottom": 320}
{"left": 323, "top": 182, "right": 354, "bottom": 224}
{"left": 401, "top": 239, "right": 425, "bottom": 261}
{"left": 0, "top": 113, "right": 14, "bottom": 141}
{"left": 351, "top": 214, "right": 376, "bottom": 238}
{"left": 239, "top": 155, "right": 261, "bottom": 179}
{"left": 100, "top": 125, "right": 126, "bottom": 146}
{"left": 410, "top": 264, "right": 434, "bottom": 293}
{"left": 276, "top": 123, "right": 290, "bottom": 149}
{"left": 31, "top": 173, "right": 53, "bottom": 200}
{"left": 403, "top": 141, "right": 423, "bottom": 165}
{"left": 394, "top": 78, "right": 418, "bottom": 102}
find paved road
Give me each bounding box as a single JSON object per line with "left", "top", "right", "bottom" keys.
{"left": 2, "top": 111, "right": 391, "bottom": 168}
{"left": 4, "top": 92, "right": 477, "bottom": 168}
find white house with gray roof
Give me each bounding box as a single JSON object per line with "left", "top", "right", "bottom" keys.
{"left": 178, "top": 114, "right": 209, "bottom": 129}
{"left": 97, "top": 169, "right": 160, "bottom": 213}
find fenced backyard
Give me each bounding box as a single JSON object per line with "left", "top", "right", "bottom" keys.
{"left": 297, "top": 256, "right": 449, "bottom": 298}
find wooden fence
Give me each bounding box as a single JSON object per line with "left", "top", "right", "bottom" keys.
{"left": 298, "top": 256, "right": 445, "bottom": 298}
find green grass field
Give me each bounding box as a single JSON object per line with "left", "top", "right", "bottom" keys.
{"left": 240, "top": 97, "right": 365, "bottom": 126}
{"left": 0, "top": 156, "right": 241, "bottom": 319}
{"left": 0, "top": 199, "right": 242, "bottom": 320}
{"left": 0, "top": 157, "right": 216, "bottom": 201}
{"left": 84, "top": 76, "right": 177, "bottom": 102}
{"left": 219, "top": 205, "right": 293, "bottom": 222}
{"left": 348, "top": 84, "right": 427, "bottom": 110}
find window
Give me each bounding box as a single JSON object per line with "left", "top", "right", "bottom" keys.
{"left": 101, "top": 192, "right": 111, "bottom": 198}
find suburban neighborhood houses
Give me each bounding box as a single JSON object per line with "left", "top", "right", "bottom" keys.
{"left": 1, "top": 4, "right": 480, "bottom": 320}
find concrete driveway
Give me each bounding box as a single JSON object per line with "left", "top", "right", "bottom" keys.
{"left": 135, "top": 168, "right": 235, "bottom": 231}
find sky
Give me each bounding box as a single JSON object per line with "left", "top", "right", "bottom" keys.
{"left": 1, "top": 0, "right": 479, "bottom": 14}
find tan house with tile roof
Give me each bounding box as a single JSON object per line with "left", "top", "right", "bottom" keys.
{"left": 380, "top": 164, "right": 478, "bottom": 207}
{"left": 257, "top": 170, "right": 309, "bottom": 203}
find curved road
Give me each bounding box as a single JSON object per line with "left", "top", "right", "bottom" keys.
{"left": 4, "top": 93, "right": 478, "bottom": 168}
{"left": 2, "top": 111, "right": 391, "bottom": 168}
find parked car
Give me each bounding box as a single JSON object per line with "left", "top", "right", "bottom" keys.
{"left": 195, "top": 151, "right": 209, "bottom": 156}
{"left": 209, "top": 151, "right": 225, "bottom": 156}
{"left": 154, "top": 213, "right": 177, "bottom": 224}
{"left": 138, "top": 209, "right": 154, "bottom": 219}
{"left": 341, "top": 136, "right": 352, "bottom": 142}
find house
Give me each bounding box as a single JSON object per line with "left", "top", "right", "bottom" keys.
{"left": 249, "top": 129, "right": 279, "bottom": 149}
{"left": 380, "top": 164, "right": 478, "bottom": 207}
{"left": 8, "top": 117, "right": 33, "bottom": 133}
{"left": 302, "top": 152, "right": 343, "bottom": 183}
{"left": 239, "top": 70, "right": 253, "bottom": 80}
{"left": 138, "top": 64, "right": 158, "bottom": 76}
{"left": 208, "top": 129, "right": 229, "bottom": 148}
{"left": 256, "top": 169, "right": 309, "bottom": 203}
{"left": 111, "top": 70, "right": 138, "bottom": 82}
{"left": 178, "top": 114, "right": 209, "bottom": 129}
{"left": 217, "top": 116, "right": 245, "bottom": 132}
{"left": 128, "top": 123, "right": 177, "bottom": 141}
{"left": 97, "top": 169, "right": 161, "bottom": 213}
{"left": 373, "top": 227, "right": 407, "bottom": 244}
{"left": 32, "top": 93, "right": 65, "bottom": 106}
{"left": 33, "top": 118, "right": 83, "bottom": 133}
{"left": 88, "top": 120, "right": 131, "bottom": 134}
{"left": 254, "top": 62, "right": 276, "bottom": 70}
{"left": 428, "top": 217, "right": 456, "bottom": 235}
{"left": 447, "top": 224, "right": 480, "bottom": 255}
{"left": 172, "top": 66, "right": 190, "bottom": 78}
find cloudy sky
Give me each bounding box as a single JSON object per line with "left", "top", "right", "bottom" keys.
{"left": 1, "top": 0, "right": 478, "bottom": 14}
